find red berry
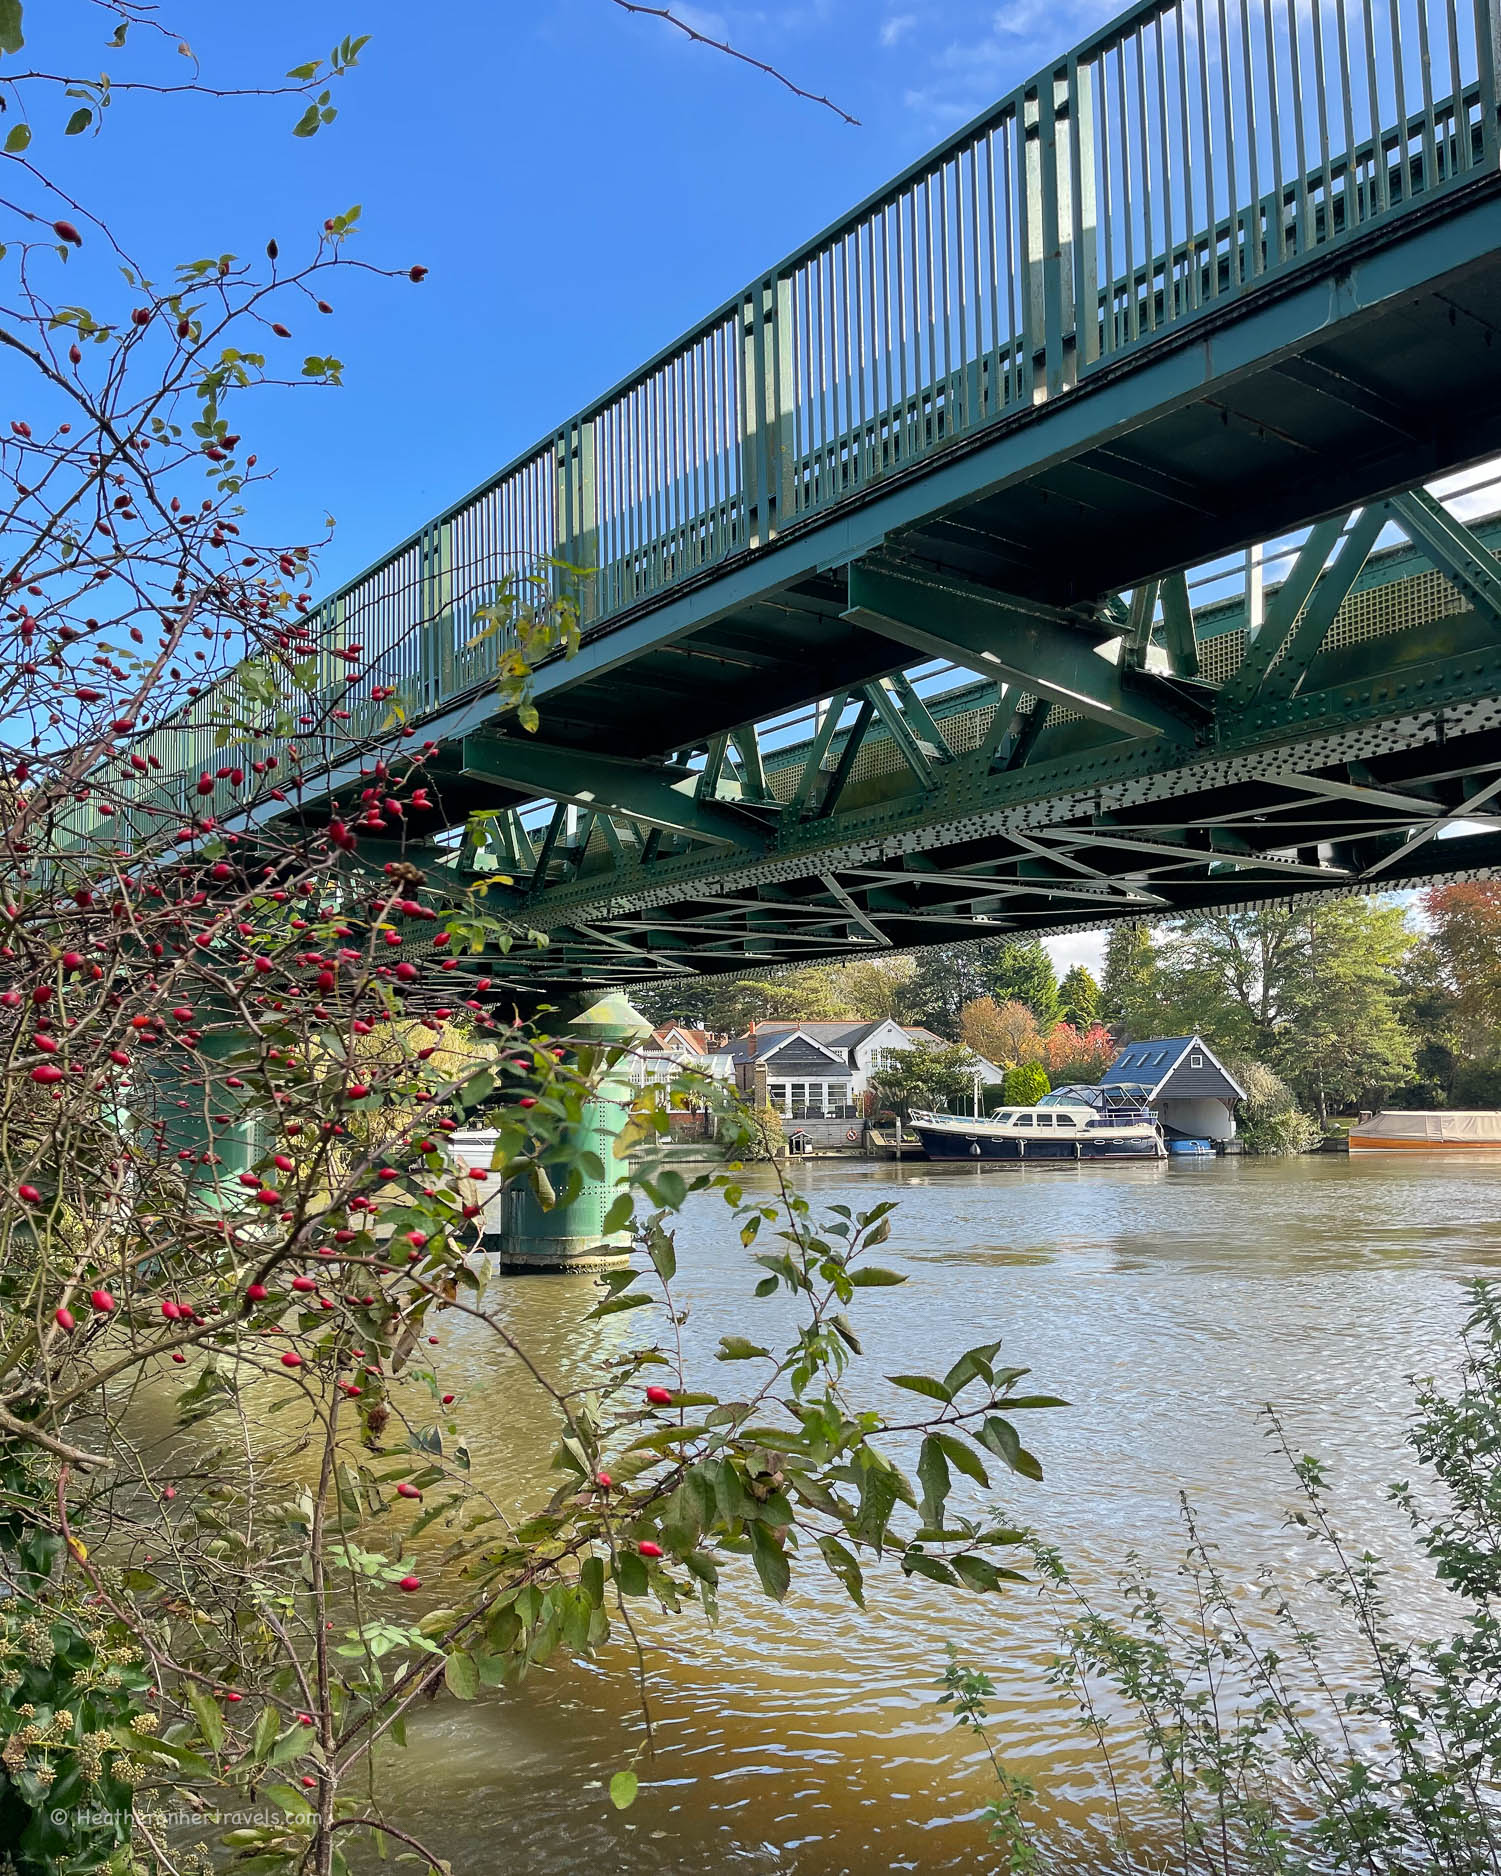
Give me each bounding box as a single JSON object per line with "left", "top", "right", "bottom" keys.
{"left": 441, "top": 1393, "right": 455, "bottom": 1405}
{"left": 645, "top": 1385, "right": 673, "bottom": 1406}
{"left": 54, "top": 1306, "right": 75, "bottom": 1333}
{"left": 280, "top": 1350, "right": 303, "bottom": 1368}
{"left": 638, "top": 1541, "right": 664, "bottom": 1559}
{"left": 89, "top": 1288, "right": 115, "bottom": 1312}
{"left": 291, "top": 1276, "right": 316, "bottom": 1293}
{"left": 396, "top": 1481, "right": 421, "bottom": 1499}
{"left": 161, "top": 1300, "right": 181, "bottom": 1321}
{"left": 30, "top": 1064, "right": 62, "bottom": 1083}
{"left": 245, "top": 1282, "right": 268, "bottom": 1302}
{"left": 53, "top": 220, "right": 83, "bottom": 246}
{"left": 596, "top": 1472, "right": 612, "bottom": 1490}
{"left": 17, "top": 1183, "right": 40, "bottom": 1204}
{"left": 398, "top": 1574, "right": 421, "bottom": 1592}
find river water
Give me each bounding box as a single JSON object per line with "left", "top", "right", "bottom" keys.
{"left": 370, "top": 1154, "right": 1501, "bottom": 1874}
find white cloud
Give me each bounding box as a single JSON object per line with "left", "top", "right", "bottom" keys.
{"left": 1045, "top": 929, "right": 1108, "bottom": 979}
{"left": 881, "top": 12, "right": 918, "bottom": 45}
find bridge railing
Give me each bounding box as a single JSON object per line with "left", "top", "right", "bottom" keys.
{"left": 77, "top": 0, "right": 1501, "bottom": 853}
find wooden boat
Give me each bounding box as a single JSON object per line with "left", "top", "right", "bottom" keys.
{"left": 1348, "top": 1110, "right": 1501, "bottom": 1150}
{"left": 910, "top": 1096, "right": 1165, "bottom": 1162}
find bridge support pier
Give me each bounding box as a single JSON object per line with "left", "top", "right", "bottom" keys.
{"left": 494, "top": 994, "right": 652, "bottom": 1273}
{"left": 142, "top": 1024, "right": 264, "bottom": 1205}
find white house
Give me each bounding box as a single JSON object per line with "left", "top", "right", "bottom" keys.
{"left": 722, "top": 1018, "right": 1004, "bottom": 1118}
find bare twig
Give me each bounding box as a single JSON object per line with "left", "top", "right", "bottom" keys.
{"left": 609, "top": 1, "right": 860, "bottom": 125}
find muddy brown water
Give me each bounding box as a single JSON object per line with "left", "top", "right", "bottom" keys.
{"left": 351, "top": 1154, "right": 1501, "bottom": 1874}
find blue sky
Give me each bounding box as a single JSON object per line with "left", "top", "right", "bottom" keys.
{"left": 23, "top": 0, "right": 1121, "bottom": 592}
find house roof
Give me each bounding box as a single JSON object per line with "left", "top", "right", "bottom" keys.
{"left": 721, "top": 1026, "right": 854, "bottom": 1068}
{"left": 734, "top": 1019, "right": 884, "bottom": 1052}
{"left": 650, "top": 1025, "right": 711, "bottom": 1055}
{"left": 1100, "top": 1035, "right": 1246, "bottom": 1100}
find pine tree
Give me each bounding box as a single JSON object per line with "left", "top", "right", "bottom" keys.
{"left": 1100, "top": 922, "right": 1158, "bottom": 1036}
{"left": 1058, "top": 964, "right": 1102, "bottom": 1030}
{"left": 981, "top": 937, "right": 1060, "bottom": 1028}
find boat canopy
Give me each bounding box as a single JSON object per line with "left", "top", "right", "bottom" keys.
{"left": 1353, "top": 1110, "right": 1501, "bottom": 1144}
{"left": 1042, "top": 1083, "right": 1155, "bottom": 1112}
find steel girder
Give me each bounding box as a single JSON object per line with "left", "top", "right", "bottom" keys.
{"left": 397, "top": 485, "right": 1501, "bottom": 986}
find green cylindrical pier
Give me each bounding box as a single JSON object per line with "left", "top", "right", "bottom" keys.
{"left": 495, "top": 993, "right": 652, "bottom": 1272}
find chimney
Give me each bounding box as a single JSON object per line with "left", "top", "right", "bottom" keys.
{"left": 747, "top": 1018, "right": 757, "bottom": 1058}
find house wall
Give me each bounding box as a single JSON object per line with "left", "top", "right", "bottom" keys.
{"left": 1160, "top": 1057, "right": 1242, "bottom": 1101}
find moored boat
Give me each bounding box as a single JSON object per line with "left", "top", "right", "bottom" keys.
{"left": 1349, "top": 1110, "right": 1501, "bottom": 1150}
{"left": 910, "top": 1093, "right": 1165, "bottom": 1162}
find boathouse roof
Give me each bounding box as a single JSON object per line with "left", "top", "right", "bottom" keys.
{"left": 1100, "top": 1035, "right": 1246, "bottom": 1102}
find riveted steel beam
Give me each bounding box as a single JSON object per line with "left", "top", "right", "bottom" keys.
{"left": 843, "top": 560, "right": 1204, "bottom": 743}
{"left": 460, "top": 732, "right": 769, "bottom": 852}
{"left": 1386, "top": 491, "right": 1501, "bottom": 628}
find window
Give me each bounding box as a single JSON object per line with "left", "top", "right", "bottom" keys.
{"left": 1190, "top": 1053, "right": 1203, "bottom": 1068}
{"left": 769, "top": 1082, "right": 789, "bottom": 1114}
{"left": 1015, "top": 1114, "right": 1034, "bottom": 1128}
{"left": 1037, "top": 1113, "right": 1055, "bottom": 1127}
{"left": 992, "top": 1112, "right": 1013, "bottom": 1125}
{"left": 1054, "top": 1114, "right": 1075, "bottom": 1128}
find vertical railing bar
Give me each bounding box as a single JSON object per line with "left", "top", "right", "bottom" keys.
{"left": 923, "top": 172, "right": 939, "bottom": 433}
{"left": 1287, "top": 0, "right": 1311, "bottom": 251}
{"left": 1215, "top": 0, "right": 1242, "bottom": 287}
{"left": 968, "top": 139, "right": 985, "bottom": 422}
{"left": 991, "top": 128, "right": 1010, "bottom": 403}
{"left": 1095, "top": 62, "right": 1115, "bottom": 350}
{"left": 1363, "top": 0, "right": 1389, "bottom": 210}
{"left": 1071, "top": 55, "right": 1096, "bottom": 360}
{"left": 880, "top": 207, "right": 896, "bottom": 459}
{"left": 1113, "top": 42, "right": 1137, "bottom": 342}
{"left": 1415, "top": 0, "right": 1440, "bottom": 186}
{"left": 1195, "top": 0, "right": 1220, "bottom": 298}
{"left": 1334, "top": 0, "right": 1360, "bottom": 215}
{"left": 1443, "top": 0, "right": 1467, "bottom": 169}
{"left": 906, "top": 185, "right": 922, "bottom": 448}
{"left": 1154, "top": 16, "right": 1177, "bottom": 318}
{"left": 1389, "top": 0, "right": 1410, "bottom": 205}
{"left": 1239, "top": 0, "right": 1264, "bottom": 274}
{"left": 1310, "top": 0, "right": 1335, "bottom": 243}
{"left": 1177, "top": 1, "right": 1201, "bottom": 308}
{"left": 852, "top": 225, "right": 868, "bottom": 477}
{"left": 1135, "top": 31, "right": 1157, "bottom": 326}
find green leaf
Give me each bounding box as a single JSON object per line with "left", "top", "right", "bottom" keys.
{"left": 580, "top": 1555, "right": 605, "bottom": 1607}
{"left": 615, "top": 1549, "right": 648, "bottom": 1597}
{"left": 3, "top": 122, "right": 29, "bottom": 153}
{"left": 444, "top": 1649, "right": 479, "bottom": 1700}
{"left": 292, "top": 99, "right": 322, "bottom": 137}
{"left": 188, "top": 1685, "right": 225, "bottom": 1753}
{"left": 978, "top": 1415, "right": 1044, "bottom": 1482}
{"left": 646, "top": 1223, "right": 676, "bottom": 1284}
{"left": 0, "top": 0, "right": 22, "bottom": 57}
{"left": 64, "top": 106, "right": 92, "bottom": 135}
{"left": 888, "top": 1372, "right": 952, "bottom": 1403}
{"left": 716, "top": 1336, "right": 770, "bottom": 1361}
{"left": 749, "top": 1523, "right": 790, "bottom": 1601}
{"left": 250, "top": 1703, "right": 279, "bottom": 1763}
{"left": 952, "top": 1553, "right": 1027, "bottom": 1591}
{"left": 849, "top": 1266, "right": 906, "bottom": 1287}
{"left": 817, "top": 1533, "right": 865, "bottom": 1608}
{"left": 601, "top": 1192, "right": 633, "bottom": 1236}
{"left": 942, "top": 1341, "right": 1003, "bottom": 1398}
{"left": 931, "top": 1430, "right": 989, "bottom": 1487}
{"left": 609, "top": 1769, "right": 639, "bottom": 1811}
{"left": 917, "top": 1435, "right": 951, "bottom": 1529}
{"left": 901, "top": 1548, "right": 959, "bottom": 1586}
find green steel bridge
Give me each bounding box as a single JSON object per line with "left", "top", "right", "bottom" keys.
{"left": 97, "top": 0, "right": 1501, "bottom": 988}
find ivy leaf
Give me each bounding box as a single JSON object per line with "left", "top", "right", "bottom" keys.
{"left": 609, "top": 1769, "right": 639, "bottom": 1810}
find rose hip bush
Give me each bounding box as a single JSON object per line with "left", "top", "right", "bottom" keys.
{"left": 0, "top": 10, "right": 1059, "bottom": 1873}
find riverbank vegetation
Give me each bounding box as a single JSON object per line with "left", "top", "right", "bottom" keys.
{"left": 637, "top": 888, "right": 1501, "bottom": 1132}
{"left": 948, "top": 1277, "right": 1501, "bottom": 1873}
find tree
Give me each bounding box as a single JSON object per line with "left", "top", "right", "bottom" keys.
{"left": 868, "top": 1043, "right": 980, "bottom": 1118}
{"left": 1041, "top": 1022, "right": 1115, "bottom": 1085}
{"left": 832, "top": 955, "right": 917, "bottom": 1022}
{"left": 1099, "top": 922, "right": 1159, "bottom": 1037}
{"left": 1423, "top": 883, "right": 1501, "bottom": 1057}
{"left": 896, "top": 944, "right": 996, "bottom": 1038}
{"left": 959, "top": 996, "right": 1042, "bottom": 1067}
{"left": 1058, "top": 964, "right": 1102, "bottom": 1030}
{"left": 1000, "top": 1063, "right": 1051, "bottom": 1106}
{"left": 630, "top": 966, "right": 857, "bottom": 1032}
{"left": 982, "top": 937, "right": 1060, "bottom": 1029}
{"left": 1272, "top": 900, "right": 1416, "bottom": 1126}
{"left": 0, "top": 13, "right": 1054, "bottom": 1874}
{"left": 1229, "top": 1060, "right": 1320, "bottom": 1155}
